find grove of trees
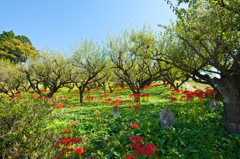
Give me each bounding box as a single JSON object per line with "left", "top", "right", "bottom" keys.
{"left": 0, "top": 0, "right": 239, "bottom": 135}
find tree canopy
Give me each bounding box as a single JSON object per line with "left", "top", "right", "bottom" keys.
{"left": 159, "top": 0, "right": 240, "bottom": 134}
{"left": 0, "top": 30, "right": 38, "bottom": 64}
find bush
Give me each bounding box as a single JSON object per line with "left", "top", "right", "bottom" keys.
{"left": 0, "top": 95, "right": 59, "bottom": 158}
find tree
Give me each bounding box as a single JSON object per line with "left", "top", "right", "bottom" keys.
{"left": 22, "top": 47, "right": 73, "bottom": 98}
{"left": 163, "top": 68, "right": 190, "bottom": 90}
{"left": 0, "top": 39, "right": 39, "bottom": 64}
{"left": 0, "top": 30, "right": 38, "bottom": 63}
{"left": 0, "top": 59, "right": 27, "bottom": 97}
{"left": 0, "top": 30, "right": 33, "bottom": 45}
{"left": 70, "top": 39, "right": 107, "bottom": 103}
{"left": 161, "top": 0, "right": 240, "bottom": 134}
{"left": 15, "top": 35, "right": 32, "bottom": 45}
{"left": 107, "top": 27, "right": 171, "bottom": 102}
{"left": 0, "top": 30, "right": 15, "bottom": 44}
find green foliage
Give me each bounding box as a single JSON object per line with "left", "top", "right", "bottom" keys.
{"left": 0, "top": 38, "right": 39, "bottom": 64}
{"left": 24, "top": 47, "right": 73, "bottom": 97}
{"left": 0, "top": 30, "right": 15, "bottom": 44}
{"left": 2, "top": 83, "right": 238, "bottom": 158}
{"left": 0, "top": 30, "right": 38, "bottom": 64}
{"left": 0, "top": 59, "right": 27, "bottom": 97}
{"left": 0, "top": 95, "right": 58, "bottom": 158}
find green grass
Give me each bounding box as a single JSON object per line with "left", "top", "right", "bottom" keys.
{"left": 1, "top": 82, "right": 240, "bottom": 159}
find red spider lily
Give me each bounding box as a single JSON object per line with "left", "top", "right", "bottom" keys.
{"left": 130, "top": 123, "right": 139, "bottom": 128}
{"left": 134, "top": 107, "right": 140, "bottom": 110}
{"left": 136, "top": 103, "right": 141, "bottom": 106}
{"left": 56, "top": 103, "right": 66, "bottom": 109}
{"left": 183, "top": 90, "right": 190, "bottom": 94}
{"left": 132, "top": 94, "right": 141, "bottom": 98}
{"left": 142, "top": 143, "right": 156, "bottom": 156}
{"left": 111, "top": 99, "right": 122, "bottom": 105}
{"left": 127, "top": 154, "right": 135, "bottom": 159}
{"left": 129, "top": 136, "right": 142, "bottom": 142}
{"left": 75, "top": 148, "right": 84, "bottom": 155}
{"left": 129, "top": 108, "right": 133, "bottom": 111}
{"left": 71, "top": 121, "right": 77, "bottom": 126}
{"left": 168, "top": 93, "right": 173, "bottom": 96}
{"left": 94, "top": 87, "right": 102, "bottom": 90}
{"left": 186, "top": 93, "right": 194, "bottom": 100}
{"left": 86, "top": 95, "right": 94, "bottom": 100}
{"left": 54, "top": 137, "right": 83, "bottom": 147}
{"left": 194, "top": 91, "right": 205, "bottom": 99}
{"left": 141, "top": 93, "right": 151, "bottom": 97}
{"left": 205, "top": 89, "right": 218, "bottom": 96}
{"left": 97, "top": 114, "right": 101, "bottom": 116}
{"left": 115, "top": 105, "right": 120, "bottom": 107}
{"left": 102, "top": 93, "right": 106, "bottom": 97}
{"left": 131, "top": 142, "right": 140, "bottom": 148}
{"left": 62, "top": 129, "right": 69, "bottom": 133}
{"left": 51, "top": 95, "right": 56, "bottom": 99}
{"left": 166, "top": 97, "right": 177, "bottom": 102}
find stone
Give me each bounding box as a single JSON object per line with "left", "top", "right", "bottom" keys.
{"left": 160, "top": 108, "right": 174, "bottom": 131}
{"left": 208, "top": 99, "right": 219, "bottom": 111}
{"left": 113, "top": 106, "right": 121, "bottom": 117}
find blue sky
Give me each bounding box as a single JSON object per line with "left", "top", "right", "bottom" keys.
{"left": 0, "top": 0, "right": 186, "bottom": 54}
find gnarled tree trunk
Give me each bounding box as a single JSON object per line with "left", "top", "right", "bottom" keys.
{"left": 212, "top": 77, "right": 240, "bottom": 134}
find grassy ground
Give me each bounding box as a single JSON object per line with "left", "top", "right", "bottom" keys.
{"left": 1, "top": 82, "right": 240, "bottom": 159}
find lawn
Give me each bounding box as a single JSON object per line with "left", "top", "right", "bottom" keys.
{"left": 1, "top": 82, "right": 240, "bottom": 159}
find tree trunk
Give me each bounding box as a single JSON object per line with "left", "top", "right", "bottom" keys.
{"left": 103, "top": 82, "right": 107, "bottom": 94}
{"left": 79, "top": 90, "right": 84, "bottom": 103}
{"left": 212, "top": 77, "right": 240, "bottom": 134}
{"left": 46, "top": 86, "right": 58, "bottom": 98}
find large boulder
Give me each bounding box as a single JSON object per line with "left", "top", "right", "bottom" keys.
{"left": 209, "top": 99, "right": 219, "bottom": 111}
{"left": 160, "top": 108, "right": 174, "bottom": 131}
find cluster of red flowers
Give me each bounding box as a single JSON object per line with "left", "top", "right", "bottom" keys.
{"left": 12, "top": 93, "right": 22, "bottom": 98}
{"left": 134, "top": 107, "right": 141, "bottom": 110}
{"left": 55, "top": 102, "right": 66, "bottom": 109}
{"left": 94, "top": 87, "right": 102, "bottom": 90}
{"left": 54, "top": 136, "right": 83, "bottom": 147}
{"left": 166, "top": 96, "right": 177, "bottom": 102}
{"left": 62, "top": 129, "right": 70, "bottom": 133}
{"left": 130, "top": 123, "right": 139, "bottom": 128}
{"left": 54, "top": 136, "right": 84, "bottom": 158}
{"left": 54, "top": 102, "right": 75, "bottom": 109}
{"left": 75, "top": 148, "right": 84, "bottom": 155}
{"left": 128, "top": 136, "right": 156, "bottom": 158}
{"left": 143, "top": 84, "right": 158, "bottom": 90}
{"left": 86, "top": 95, "right": 95, "bottom": 100}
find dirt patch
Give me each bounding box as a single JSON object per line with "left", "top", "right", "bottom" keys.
{"left": 176, "top": 81, "right": 210, "bottom": 91}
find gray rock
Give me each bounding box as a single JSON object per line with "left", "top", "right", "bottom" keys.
{"left": 160, "top": 108, "right": 174, "bottom": 131}
{"left": 209, "top": 99, "right": 219, "bottom": 111}
{"left": 113, "top": 106, "right": 121, "bottom": 117}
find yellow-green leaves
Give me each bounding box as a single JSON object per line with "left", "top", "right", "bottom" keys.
{"left": 0, "top": 39, "right": 39, "bottom": 64}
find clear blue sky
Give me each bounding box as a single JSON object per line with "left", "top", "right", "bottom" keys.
{"left": 0, "top": 0, "right": 187, "bottom": 53}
